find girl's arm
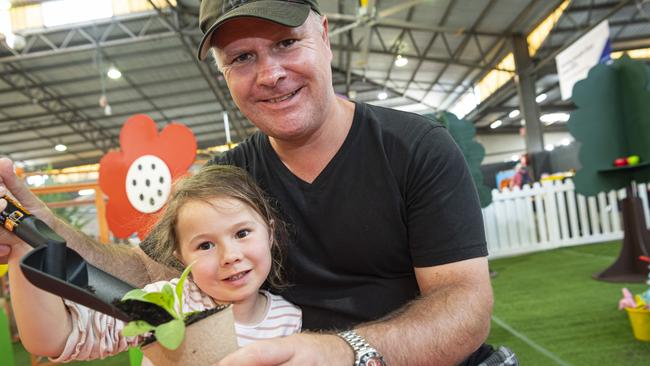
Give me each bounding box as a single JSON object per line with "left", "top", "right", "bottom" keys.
{"left": 8, "top": 242, "right": 72, "bottom": 357}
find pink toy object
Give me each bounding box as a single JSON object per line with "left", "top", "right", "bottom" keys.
{"left": 619, "top": 288, "right": 637, "bottom": 310}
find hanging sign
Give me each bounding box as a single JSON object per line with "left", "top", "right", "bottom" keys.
{"left": 555, "top": 21, "right": 611, "bottom": 100}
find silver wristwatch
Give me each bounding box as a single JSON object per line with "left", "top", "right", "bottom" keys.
{"left": 337, "top": 330, "right": 387, "bottom": 366}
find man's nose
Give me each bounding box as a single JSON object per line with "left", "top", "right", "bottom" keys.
{"left": 256, "top": 55, "right": 286, "bottom": 87}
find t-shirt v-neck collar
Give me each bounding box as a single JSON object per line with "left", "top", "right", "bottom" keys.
{"left": 262, "top": 102, "right": 363, "bottom": 189}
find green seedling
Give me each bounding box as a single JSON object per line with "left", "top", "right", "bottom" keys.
{"left": 120, "top": 263, "right": 195, "bottom": 350}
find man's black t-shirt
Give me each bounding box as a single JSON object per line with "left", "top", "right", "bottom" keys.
{"left": 210, "top": 102, "right": 487, "bottom": 330}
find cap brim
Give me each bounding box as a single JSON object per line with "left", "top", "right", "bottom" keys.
{"left": 197, "top": 0, "right": 311, "bottom": 61}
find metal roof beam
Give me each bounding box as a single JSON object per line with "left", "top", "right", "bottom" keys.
{"left": 326, "top": 13, "right": 507, "bottom": 37}
{"left": 0, "top": 62, "right": 119, "bottom": 152}
{"left": 0, "top": 12, "right": 197, "bottom": 63}
{"left": 0, "top": 95, "right": 222, "bottom": 124}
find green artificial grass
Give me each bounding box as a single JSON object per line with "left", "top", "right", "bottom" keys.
{"left": 487, "top": 241, "right": 650, "bottom": 365}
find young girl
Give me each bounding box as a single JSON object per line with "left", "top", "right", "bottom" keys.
{"left": 7, "top": 165, "right": 301, "bottom": 362}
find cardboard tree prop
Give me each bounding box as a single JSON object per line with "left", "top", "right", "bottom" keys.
{"left": 425, "top": 111, "right": 493, "bottom": 208}
{"left": 568, "top": 56, "right": 650, "bottom": 282}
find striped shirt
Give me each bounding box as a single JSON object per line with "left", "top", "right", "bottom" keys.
{"left": 50, "top": 278, "right": 301, "bottom": 363}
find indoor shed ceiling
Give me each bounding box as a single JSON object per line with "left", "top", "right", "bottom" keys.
{"left": 0, "top": 0, "right": 646, "bottom": 169}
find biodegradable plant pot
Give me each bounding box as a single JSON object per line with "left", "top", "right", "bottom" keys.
{"left": 142, "top": 305, "right": 238, "bottom": 366}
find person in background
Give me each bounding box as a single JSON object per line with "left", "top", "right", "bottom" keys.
{"left": 509, "top": 155, "right": 533, "bottom": 190}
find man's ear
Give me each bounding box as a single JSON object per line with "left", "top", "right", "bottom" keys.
{"left": 321, "top": 15, "right": 331, "bottom": 48}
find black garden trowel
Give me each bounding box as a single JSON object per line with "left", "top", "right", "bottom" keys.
{"left": 1, "top": 195, "right": 136, "bottom": 321}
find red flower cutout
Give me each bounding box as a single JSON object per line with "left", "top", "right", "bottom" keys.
{"left": 99, "top": 114, "right": 197, "bottom": 239}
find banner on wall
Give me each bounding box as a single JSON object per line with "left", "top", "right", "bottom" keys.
{"left": 555, "top": 21, "right": 611, "bottom": 101}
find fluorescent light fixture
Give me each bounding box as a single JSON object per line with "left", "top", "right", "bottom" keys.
{"left": 561, "top": 138, "right": 572, "bottom": 146}
{"left": 536, "top": 93, "right": 547, "bottom": 103}
{"left": 107, "top": 66, "right": 122, "bottom": 80}
{"left": 490, "top": 120, "right": 502, "bottom": 129}
{"left": 377, "top": 91, "right": 388, "bottom": 100}
{"left": 508, "top": 109, "right": 520, "bottom": 118}
{"left": 54, "top": 144, "right": 67, "bottom": 152}
{"left": 393, "top": 103, "right": 429, "bottom": 113}
{"left": 540, "top": 113, "right": 570, "bottom": 125}
{"left": 545, "top": 144, "right": 555, "bottom": 151}
{"left": 394, "top": 55, "right": 408, "bottom": 67}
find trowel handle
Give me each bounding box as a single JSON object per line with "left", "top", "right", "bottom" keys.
{"left": 1, "top": 195, "right": 67, "bottom": 279}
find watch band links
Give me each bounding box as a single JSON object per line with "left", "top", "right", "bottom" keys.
{"left": 336, "top": 330, "right": 387, "bottom": 366}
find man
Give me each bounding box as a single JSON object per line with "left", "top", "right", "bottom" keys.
{"left": 0, "top": 0, "right": 494, "bottom": 364}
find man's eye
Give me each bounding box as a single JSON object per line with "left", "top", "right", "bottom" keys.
{"left": 235, "top": 229, "right": 250, "bottom": 239}
{"left": 197, "top": 241, "right": 215, "bottom": 250}
{"left": 279, "top": 39, "right": 297, "bottom": 48}
{"left": 232, "top": 53, "right": 252, "bottom": 64}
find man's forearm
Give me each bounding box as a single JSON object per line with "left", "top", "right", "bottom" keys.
{"left": 357, "top": 260, "right": 493, "bottom": 365}
{"left": 48, "top": 214, "right": 177, "bottom": 287}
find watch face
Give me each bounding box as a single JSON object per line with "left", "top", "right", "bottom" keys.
{"left": 360, "top": 353, "right": 386, "bottom": 366}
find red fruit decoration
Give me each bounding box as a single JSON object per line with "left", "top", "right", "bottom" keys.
{"left": 99, "top": 114, "right": 197, "bottom": 239}
{"left": 614, "top": 157, "right": 628, "bottom": 167}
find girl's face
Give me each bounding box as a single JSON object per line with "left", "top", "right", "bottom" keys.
{"left": 175, "top": 196, "right": 273, "bottom": 306}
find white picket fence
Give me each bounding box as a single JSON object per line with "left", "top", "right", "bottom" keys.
{"left": 482, "top": 179, "right": 650, "bottom": 259}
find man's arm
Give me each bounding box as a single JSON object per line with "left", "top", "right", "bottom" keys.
{"left": 0, "top": 157, "right": 175, "bottom": 287}
{"left": 216, "top": 256, "right": 493, "bottom": 366}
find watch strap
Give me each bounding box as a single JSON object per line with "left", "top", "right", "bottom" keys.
{"left": 336, "top": 330, "right": 386, "bottom": 366}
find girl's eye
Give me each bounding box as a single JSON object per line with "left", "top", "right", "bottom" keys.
{"left": 235, "top": 229, "right": 250, "bottom": 239}
{"left": 279, "top": 39, "right": 297, "bottom": 48}
{"left": 197, "top": 241, "right": 215, "bottom": 250}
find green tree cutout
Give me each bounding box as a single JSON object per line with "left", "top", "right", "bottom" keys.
{"left": 568, "top": 55, "right": 650, "bottom": 282}
{"left": 568, "top": 55, "right": 650, "bottom": 195}
{"left": 424, "top": 112, "right": 492, "bottom": 208}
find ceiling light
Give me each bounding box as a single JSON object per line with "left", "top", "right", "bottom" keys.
{"left": 54, "top": 144, "right": 67, "bottom": 152}
{"left": 394, "top": 55, "right": 408, "bottom": 67}
{"left": 536, "top": 93, "right": 547, "bottom": 103}
{"left": 377, "top": 91, "right": 388, "bottom": 100}
{"left": 107, "top": 66, "right": 122, "bottom": 79}
{"left": 540, "top": 113, "right": 570, "bottom": 125}
{"left": 490, "top": 120, "right": 502, "bottom": 129}
{"left": 508, "top": 109, "right": 520, "bottom": 118}
{"left": 561, "top": 138, "right": 572, "bottom": 146}
{"left": 511, "top": 154, "right": 520, "bottom": 162}
{"left": 545, "top": 144, "right": 555, "bottom": 151}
